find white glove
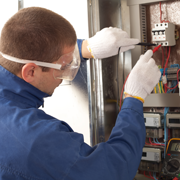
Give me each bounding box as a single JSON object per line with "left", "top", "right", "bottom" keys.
{"left": 124, "top": 50, "right": 161, "bottom": 101}
{"left": 87, "top": 27, "right": 139, "bottom": 59}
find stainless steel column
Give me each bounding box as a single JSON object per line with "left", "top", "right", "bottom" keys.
{"left": 87, "top": 0, "right": 123, "bottom": 146}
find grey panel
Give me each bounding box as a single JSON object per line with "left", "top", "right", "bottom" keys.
{"left": 127, "top": 0, "right": 169, "bottom": 6}
{"left": 88, "top": 0, "right": 122, "bottom": 145}
{"left": 144, "top": 93, "right": 180, "bottom": 107}
{"left": 129, "top": 4, "right": 142, "bottom": 67}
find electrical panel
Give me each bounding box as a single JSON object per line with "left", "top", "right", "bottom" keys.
{"left": 152, "top": 23, "right": 176, "bottom": 46}
{"left": 133, "top": 1, "right": 180, "bottom": 180}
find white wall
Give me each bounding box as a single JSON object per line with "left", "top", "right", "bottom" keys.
{"left": 23, "top": 0, "right": 90, "bottom": 144}
{"left": 24, "top": 0, "right": 88, "bottom": 39}
{"left": 0, "top": 0, "right": 90, "bottom": 144}
{"left": 0, "top": 0, "right": 18, "bottom": 35}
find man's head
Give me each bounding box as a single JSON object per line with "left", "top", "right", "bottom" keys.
{"left": 0, "top": 7, "right": 77, "bottom": 94}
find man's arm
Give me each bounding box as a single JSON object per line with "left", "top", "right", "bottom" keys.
{"left": 65, "top": 50, "right": 161, "bottom": 180}
{"left": 66, "top": 97, "right": 145, "bottom": 180}
{"left": 81, "top": 40, "right": 93, "bottom": 59}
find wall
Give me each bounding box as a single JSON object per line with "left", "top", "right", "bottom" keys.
{"left": 0, "top": 0, "right": 18, "bottom": 34}
{"left": 0, "top": 0, "right": 90, "bottom": 145}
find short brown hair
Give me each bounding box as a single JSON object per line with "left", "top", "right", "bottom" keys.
{"left": 0, "top": 7, "right": 77, "bottom": 75}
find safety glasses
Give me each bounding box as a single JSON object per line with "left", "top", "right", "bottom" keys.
{"left": 0, "top": 43, "right": 81, "bottom": 81}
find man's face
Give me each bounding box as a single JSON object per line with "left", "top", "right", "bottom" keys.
{"left": 35, "top": 45, "right": 75, "bottom": 95}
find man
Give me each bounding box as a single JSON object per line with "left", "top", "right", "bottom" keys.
{"left": 0, "top": 7, "right": 161, "bottom": 180}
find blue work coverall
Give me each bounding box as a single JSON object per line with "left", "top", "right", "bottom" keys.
{"left": 0, "top": 39, "right": 146, "bottom": 180}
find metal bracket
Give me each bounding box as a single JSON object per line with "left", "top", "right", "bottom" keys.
{"left": 127, "top": 0, "right": 169, "bottom": 6}
{"left": 18, "top": 0, "right": 24, "bottom": 10}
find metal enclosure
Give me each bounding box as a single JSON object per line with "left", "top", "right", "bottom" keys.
{"left": 127, "top": 0, "right": 169, "bottom": 67}
{"left": 87, "top": 0, "right": 133, "bottom": 146}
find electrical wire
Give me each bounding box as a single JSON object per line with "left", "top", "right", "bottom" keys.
{"left": 154, "top": 87, "right": 157, "bottom": 94}
{"left": 165, "top": 69, "right": 180, "bottom": 91}
{"left": 158, "top": 83, "right": 161, "bottom": 93}
{"left": 159, "top": 2, "right": 169, "bottom": 23}
{"left": 149, "top": 172, "right": 154, "bottom": 179}
{"left": 153, "top": 172, "right": 158, "bottom": 180}
{"left": 167, "top": 80, "right": 178, "bottom": 93}
{"left": 161, "top": 82, "right": 165, "bottom": 93}
{"left": 149, "top": 138, "right": 165, "bottom": 146}
{"left": 144, "top": 171, "right": 154, "bottom": 179}
{"left": 153, "top": 45, "right": 162, "bottom": 53}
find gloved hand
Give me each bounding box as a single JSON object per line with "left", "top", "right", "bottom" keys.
{"left": 87, "top": 27, "right": 139, "bottom": 59}
{"left": 124, "top": 50, "right": 161, "bottom": 102}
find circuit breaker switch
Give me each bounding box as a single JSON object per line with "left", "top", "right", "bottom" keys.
{"left": 144, "top": 113, "right": 163, "bottom": 128}
{"left": 152, "top": 23, "right": 176, "bottom": 46}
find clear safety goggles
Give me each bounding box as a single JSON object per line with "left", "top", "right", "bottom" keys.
{"left": 0, "top": 43, "right": 81, "bottom": 81}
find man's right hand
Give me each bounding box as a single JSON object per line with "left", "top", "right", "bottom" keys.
{"left": 124, "top": 50, "right": 161, "bottom": 102}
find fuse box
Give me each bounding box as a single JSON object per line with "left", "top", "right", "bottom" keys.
{"left": 152, "top": 23, "right": 176, "bottom": 46}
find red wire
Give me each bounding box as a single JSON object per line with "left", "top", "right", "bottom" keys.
{"left": 160, "top": 2, "right": 169, "bottom": 23}
{"left": 162, "top": 20, "right": 170, "bottom": 23}
{"left": 149, "top": 138, "right": 165, "bottom": 146}
{"left": 149, "top": 172, "right": 154, "bottom": 179}
{"left": 165, "top": 69, "right": 180, "bottom": 90}
{"left": 145, "top": 142, "right": 151, "bottom": 145}
{"left": 144, "top": 171, "right": 154, "bottom": 179}
{"left": 173, "top": 177, "right": 178, "bottom": 180}
{"left": 153, "top": 45, "right": 161, "bottom": 53}
{"left": 163, "top": 47, "right": 171, "bottom": 76}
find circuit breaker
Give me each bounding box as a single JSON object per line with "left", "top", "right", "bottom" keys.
{"left": 152, "top": 23, "right": 176, "bottom": 46}
{"left": 144, "top": 113, "right": 163, "bottom": 128}
{"left": 142, "top": 147, "right": 164, "bottom": 163}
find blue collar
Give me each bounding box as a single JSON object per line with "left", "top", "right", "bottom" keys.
{"left": 0, "top": 66, "right": 50, "bottom": 108}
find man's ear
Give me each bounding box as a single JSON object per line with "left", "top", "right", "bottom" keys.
{"left": 21, "top": 63, "right": 39, "bottom": 83}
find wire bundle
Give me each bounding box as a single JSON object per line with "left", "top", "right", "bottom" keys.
{"left": 145, "top": 138, "right": 165, "bottom": 146}
{"left": 143, "top": 171, "right": 158, "bottom": 180}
